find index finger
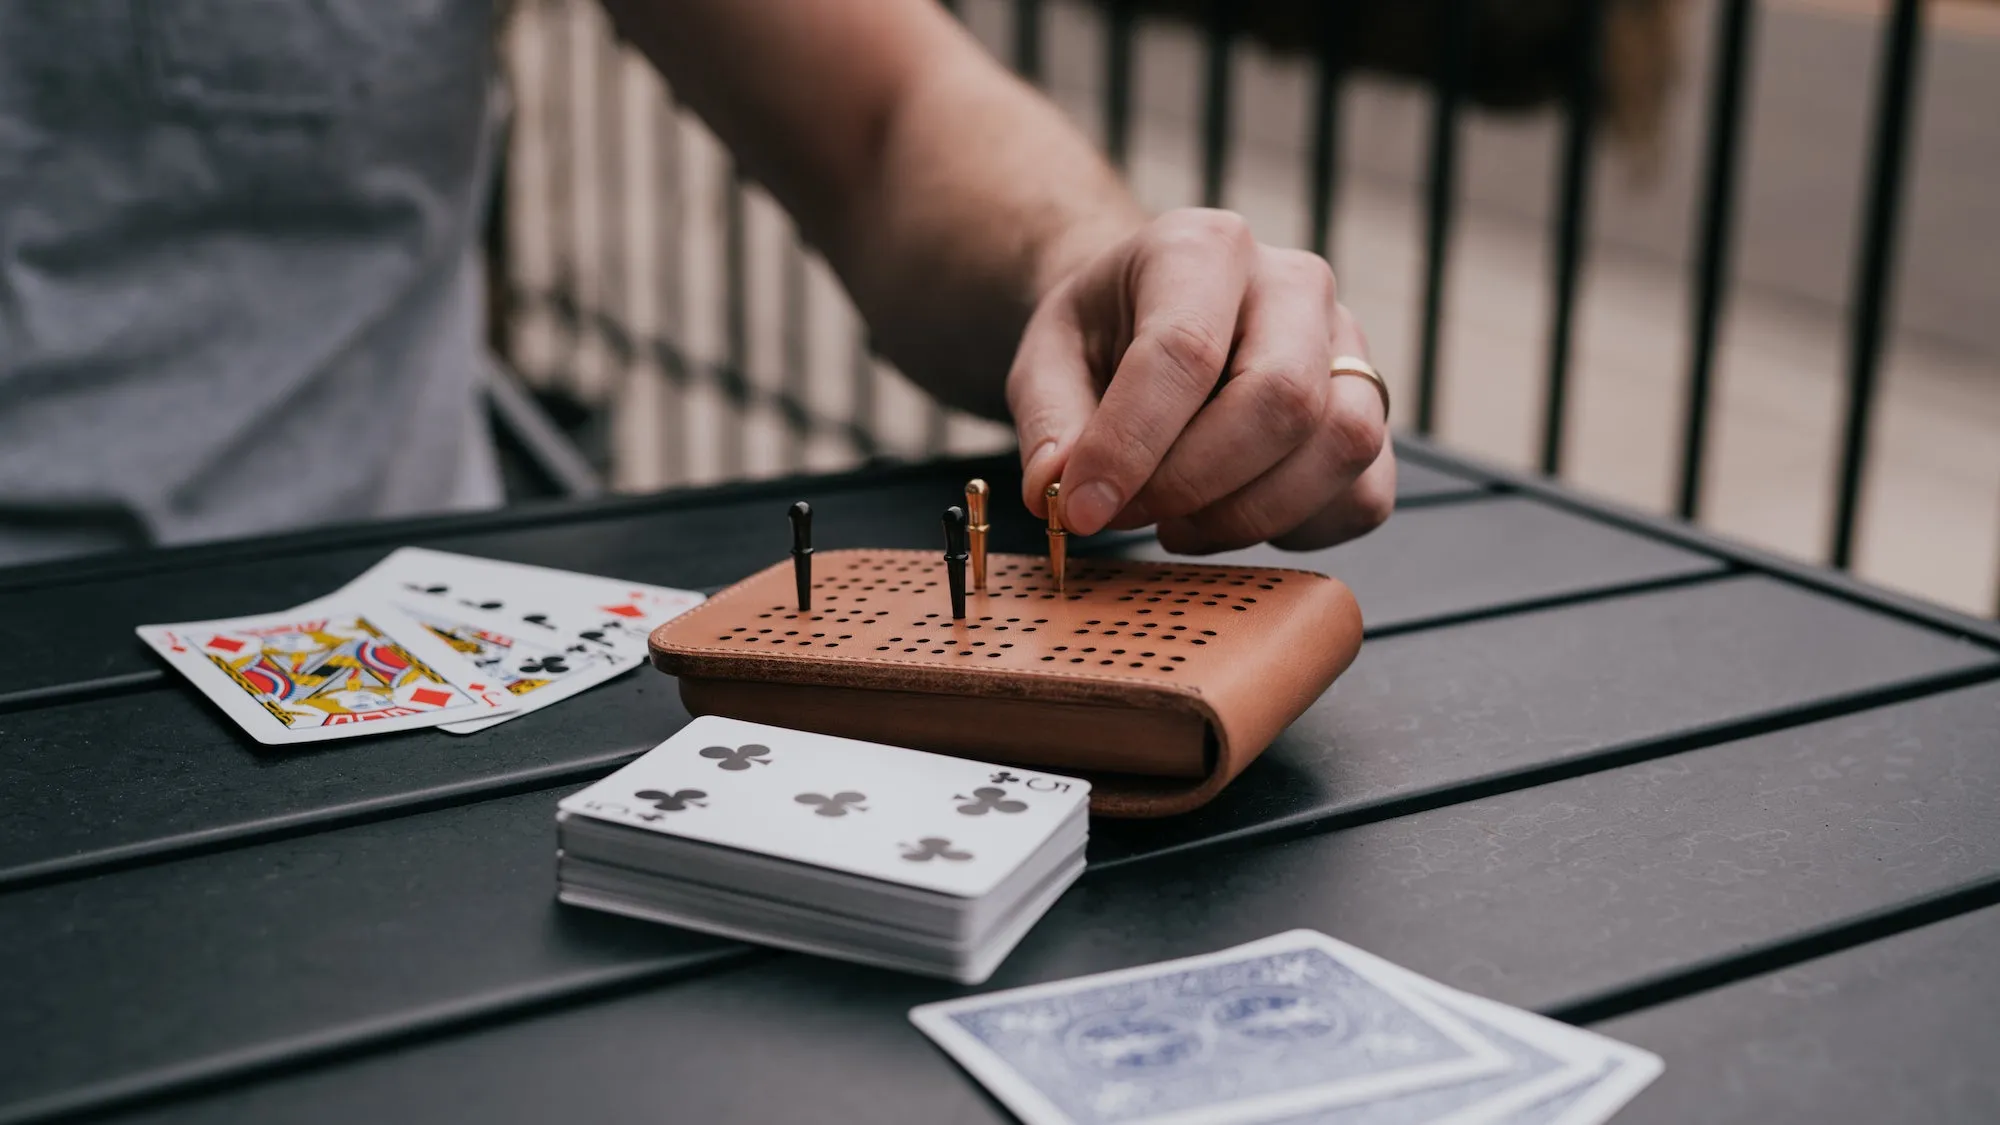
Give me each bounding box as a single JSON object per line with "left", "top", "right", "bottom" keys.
{"left": 1056, "top": 210, "right": 1255, "bottom": 535}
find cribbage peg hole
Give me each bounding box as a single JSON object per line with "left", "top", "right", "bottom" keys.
{"left": 695, "top": 553, "right": 1280, "bottom": 675}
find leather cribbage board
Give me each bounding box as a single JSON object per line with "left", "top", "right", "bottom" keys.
{"left": 648, "top": 549, "right": 1362, "bottom": 818}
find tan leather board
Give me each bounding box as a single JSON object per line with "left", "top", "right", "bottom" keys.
{"left": 650, "top": 549, "right": 1363, "bottom": 817}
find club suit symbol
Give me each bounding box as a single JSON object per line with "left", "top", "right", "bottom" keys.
{"left": 634, "top": 788, "right": 708, "bottom": 811}
{"left": 989, "top": 771, "right": 1023, "bottom": 785}
{"left": 900, "top": 837, "right": 973, "bottom": 862}
{"left": 795, "top": 791, "right": 868, "bottom": 817}
{"left": 517, "top": 655, "right": 570, "bottom": 676}
{"left": 955, "top": 787, "right": 1028, "bottom": 816}
{"left": 700, "top": 744, "right": 772, "bottom": 770}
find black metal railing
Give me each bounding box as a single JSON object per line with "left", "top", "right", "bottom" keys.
{"left": 491, "top": 0, "right": 1993, "bottom": 617}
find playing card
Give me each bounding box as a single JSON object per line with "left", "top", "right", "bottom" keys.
{"left": 331, "top": 547, "right": 703, "bottom": 659}
{"left": 136, "top": 601, "right": 516, "bottom": 745}
{"left": 1262, "top": 943, "right": 1662, "bottom": 1125}
{"left": 907, "top": 930, "right": 1510, "bottom": 1125}
{"left": 558, "top": 716, "right": 1091, "bottom": 898}
{"left": 1480, "top": 1052, "right": 1662, "bottom": 1125}
{"left": 318, "top": 547, "right": 701, "bottom": 734}
{"left": 395, "top": 609, "right": 643, "bottom": 735}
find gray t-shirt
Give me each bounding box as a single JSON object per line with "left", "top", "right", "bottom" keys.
{"left": 0, "top": 0, "right": 504, "bottom": 566}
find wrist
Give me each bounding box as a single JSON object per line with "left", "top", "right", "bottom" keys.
{"left": 1025, "top": 201, "right": 1147, "bottom": 304}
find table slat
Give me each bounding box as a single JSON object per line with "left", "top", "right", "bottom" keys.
{"left": 0, "top": 673, "right": 686, "bottom": 890}
{"left": 1598, "top": 904, "right": 2000, "bottom": 1124}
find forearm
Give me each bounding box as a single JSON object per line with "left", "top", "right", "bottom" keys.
{"left": 603, "top": 0, "right": 1143, "bottom": 420}
{"left": 830, "top": 51, "right": 1145, "bottom": 419}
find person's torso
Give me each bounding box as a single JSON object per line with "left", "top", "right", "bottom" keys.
{"left": 0, "top": 0, "right": 503, "bottom": 565}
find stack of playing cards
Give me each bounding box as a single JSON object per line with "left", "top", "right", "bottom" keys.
{"left": 911, "top": 930, "right": 1663, "bottom": 1125}
{"left": 556, "top": 717, "right": 1091, "bottom": 984}
{"left": 136, "top": 548, "right": 704, "bottom": 744}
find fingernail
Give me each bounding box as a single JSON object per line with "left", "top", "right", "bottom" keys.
{"left": 1066, "top": 480, "right": 1121, "bottom": 534}
{"left": 1023, "top": 438, "right": 1060, "bottom": 482}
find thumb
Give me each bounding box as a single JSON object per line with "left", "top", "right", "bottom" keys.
{"left": 1006, "top": 304, "right": 1100, "bottom": 519}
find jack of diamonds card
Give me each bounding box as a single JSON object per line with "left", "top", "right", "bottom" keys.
{"left": 136, "top": 602, "right": 516, "bottom": 744}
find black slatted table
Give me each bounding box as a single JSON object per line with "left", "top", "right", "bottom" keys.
{"left": 3, "top": 439, "right": 1996, "bottom": 1125}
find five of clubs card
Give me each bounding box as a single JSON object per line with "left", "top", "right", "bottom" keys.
{"left": 560, "top": 716, "right": 1089, "bottom": 898}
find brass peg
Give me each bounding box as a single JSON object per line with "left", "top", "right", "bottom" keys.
{"left": 965, "top": 479, "right": 990, "bottom": 593}
{"left": 1044, "top": 482, "right": 1067, "bottom": 593}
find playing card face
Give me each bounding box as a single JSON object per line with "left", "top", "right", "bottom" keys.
{"left": 136, "top": 602, "right": 516, "bottom": 745}
{"left": 558, "top": 716, "right": 1091, "bottom": 898}
{"left": 908, "top": 930, "right": 1510, "bottom": 1125}
{"left": 400, "top": 610, "right": 642, "bottom": 736}
{"left": 333, "top": 547, "right": 703, "bottom": 659}
{"left": 316, "top": 548, "right": 700, "bottom": 735}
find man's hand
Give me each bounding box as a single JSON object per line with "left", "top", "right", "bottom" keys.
{"left": 1008, "top": 209, "right": 1395, "bottom": 555}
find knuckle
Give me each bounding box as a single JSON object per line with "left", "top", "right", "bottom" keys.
{"left": 1232, "top": 367, "right": 1321, "bottom": 446}
{"left": 1139, "top": 456, "right": 1212, "bottom": 518}
{"left": 1159, "top": 207, "right": 1253, "bottom": 256}
{"left": 1144, "top": 315, "right": 1231, "bottom": 388}
{"left": 1268, "top": 247, "right": 1338, "bottom": 298}
{"left": 1325, "top": 402, "right": 1387, "bottom": 478}
{"left": 1084, "top": 418, "right": 1168, "bottom": 486}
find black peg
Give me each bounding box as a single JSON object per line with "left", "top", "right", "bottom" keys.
{"left": 943, "top": 505, "right": 969, "bottom": 620}
{"left": 788, "top": 502, "right": 813, "bottom": 612}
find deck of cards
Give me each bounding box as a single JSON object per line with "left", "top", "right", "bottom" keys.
{"left": 556, "top": 717, "right": 1092, "bottom": 983}
{"left": 135, "top": 548, "right": 704, "bottom": 744}
{"left": 910, "top": 930, "right": 1662, "bottom": 1125}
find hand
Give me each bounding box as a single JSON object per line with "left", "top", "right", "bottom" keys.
{"left": 1007, "top": 208, "right": 1395, "bottom": 555}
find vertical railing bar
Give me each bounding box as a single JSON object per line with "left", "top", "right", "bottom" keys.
{"left": 1198, "top": 1, "right": 1234, "bottom": 209}
{"left": 1014, "top": 0, "right": 1044, "bottom": 84}
{"left": 1306, "top": 2, "right": 1346, "bottom": 260}
{"left": 594, "top": 18, "right": 628, "bottom": 475}
{"left": 780, "top": 239, "right": 811, "bottom": 473}
{"left": 850, "top": 332, "right": 881, "bottom": 461}
{"left": 1413, "top": 0, "right": 1471, "bottom": 435}
{"left": 721, "top": 172, "right": 749, "bottom": 479}
{"left": 655, "top": 93, "right": 689, "bottom": 487}
{"left": 1540, "top": 0, "right": 1606, "bottom": 476}
{"left": 1103, "top": 0, "right": 1136, "bottom": 167}
{"left": 1677, "top": 0, "right": 1757, "bottom": 520}
{"left": 1829, "top": 0, "right": 1926, "bottom": 570}
{"left": 482, "top": 94, "right": 514, "bottom": 365}
{"left": 542, "top": 0, "right": 578, "bottom": 393}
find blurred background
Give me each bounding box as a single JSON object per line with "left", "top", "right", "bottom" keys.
{"left": 481, "top": 0, "right": 2000, "bottom": 618}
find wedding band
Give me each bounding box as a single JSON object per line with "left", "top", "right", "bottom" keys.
{"left": 1330, "top": 355, "right": 1390, "bottom": 422}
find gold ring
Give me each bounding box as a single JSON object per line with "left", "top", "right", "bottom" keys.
{"left": 1331, "top": 354, "right": 1389, "bottom": 423}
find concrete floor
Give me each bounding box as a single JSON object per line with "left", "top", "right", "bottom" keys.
{"left": 500, "top": 0, "right": 1999, "bottom": 616}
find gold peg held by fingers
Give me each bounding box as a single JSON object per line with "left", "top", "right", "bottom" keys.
{"left": 1044, "top": 482, "right": 1067, "bottom": 593}
{"left": 965, "top": 479, "right": 990, "bottom": 593}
